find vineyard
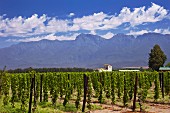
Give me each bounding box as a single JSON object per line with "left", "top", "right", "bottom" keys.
{"left": 0, "top": 71, "right": 170, "bottom": 113}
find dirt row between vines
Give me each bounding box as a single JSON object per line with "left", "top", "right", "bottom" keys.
{"left": 89, "top": 103, "right": 170, "bottom": 113}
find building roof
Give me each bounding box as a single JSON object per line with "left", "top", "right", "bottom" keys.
{"left": 119, "top": 70, "right": 140, "bottom": 72}
{"left": 122, "top": 66, "right": 149, "bottom": 69}
{"left": 104, "top": 64, "right": 112, "bottom": 66}
{"left": 159, "top": 67, "right": 170, "bottom": 71}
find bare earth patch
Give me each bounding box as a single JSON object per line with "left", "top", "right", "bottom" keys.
{"left": 88, "top": 103, "right": 170, "bottom": 113}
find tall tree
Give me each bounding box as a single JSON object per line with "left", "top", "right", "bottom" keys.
{"left": 148, "top": 44, "right": 167, "bottom": 71}
{"left": 165, "top": 62, "right": 170, "bottom": 67}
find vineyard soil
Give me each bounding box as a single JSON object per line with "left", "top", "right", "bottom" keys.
{"left": 87, "top": 103, "right": 170, "bottom": 113}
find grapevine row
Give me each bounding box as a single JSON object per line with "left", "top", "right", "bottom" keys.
{"left": 0, "top": 71, "right": 170, "bottom": 112}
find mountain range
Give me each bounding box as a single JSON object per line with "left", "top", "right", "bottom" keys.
{"left": 0, "top": 33, "right": 170, "bottom": 69}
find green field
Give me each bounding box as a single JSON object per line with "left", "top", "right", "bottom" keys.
{"left": 0, "top": 71, "right": 170, "bottom": 112}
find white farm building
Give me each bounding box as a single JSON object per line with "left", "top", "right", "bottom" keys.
{"left": 97, "top": 64, "right": 112, "bottom": 72}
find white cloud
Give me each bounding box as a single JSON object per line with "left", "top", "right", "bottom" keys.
{"left": 0, "top": 14, "right": 81, "bottom": 37}
{"left": 0, "top": 14, "right": 48, "bottom": 37}
{"left": 73, "top": 12, "right": 108, "bottom": 31}
{"left": 162, "top": 29, "right": 170, "bottom": 34}
{"left": 153, "top": 29, "right": 162, "bottom": 33}
{"left": 90, "top": 30, "right": 96, "bottom": 35}
{"left": 153, "top": 28, "right": 170, "bottom": 34}
{"left": 68, "top": 13, "right": 75, "bottom": 17}
{"left": 7, "top": 33, "right": 57, "bottom": 42}
{"left": 7, "top": 33, "right": 79, "bottom": 42}
{"left": 100, "top": 32, "right": 115, "bottom": 39}
{"left": 72, "top": 3, "right": 168, "bottom": 31}
{"left": 101, "top": 2, "right": 168, "bottom": 29}
{"left": 127, "top": 28, "right": 170, "bottom": 36}
{"left": 127, "top": 30, "right": 149, "bottom": 36}
{"left": 0, "top": 3, "right": 169, "bottom": 38}
{"left": 46, "top": 18, "right": 69, "bottom": 33}
{"left": 128, "top": 3, "right": 168, "bottom": 26}
{"left": 55, "top": 33, "right": 79, "bottom": 40}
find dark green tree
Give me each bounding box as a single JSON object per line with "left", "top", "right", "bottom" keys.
{"left": 165, "top": 62, "right": 170, "bottom": 67}
{"left": 148, "top": 44, "right": 167, "bottom": 71}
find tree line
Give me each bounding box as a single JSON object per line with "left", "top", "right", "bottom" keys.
{"left": 6, "top": 67, "right": 94, "bottom": 73}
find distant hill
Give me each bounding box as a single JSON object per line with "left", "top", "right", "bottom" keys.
{"left": 0, "top": 33, "right": 170, "bottom": 69}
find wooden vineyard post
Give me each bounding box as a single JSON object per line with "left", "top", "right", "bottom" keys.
{"left": 159, "top": 73, "right": 162, "bottom": 88}
{"left": 33, "top": 74, "right": 37, "bottom": 109}
{"left": 123, "top": 75, "right": 128, "bottom": 107}
{"left": 28, "top": 75, "right": 34, "bottom": 113}
{"left": 161, "top": 73, "right": 164, "bottom": 98}
{"left": 40, "top": 74, "right": 43, "bottom": 102}
{"left": 82, "top": 74, "right": 88, "bottom": 112}
{"left": 132, "top": 74, "right": 138, "bottom": 112}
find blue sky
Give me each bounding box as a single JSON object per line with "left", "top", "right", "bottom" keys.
{"left": 0, "top": 0, "right": 170, "bottom": 44}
